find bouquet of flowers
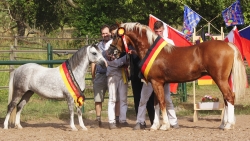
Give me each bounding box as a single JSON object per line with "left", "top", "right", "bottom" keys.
{"left": 201, "top": 95, "right": 219, "bottom": 102}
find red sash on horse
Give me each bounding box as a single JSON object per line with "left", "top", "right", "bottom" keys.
{"left": 139, "top": 36, "right": 167, "bottom": 80}
{"left": 59, "top": 60, "right": 85, "bottom": 107}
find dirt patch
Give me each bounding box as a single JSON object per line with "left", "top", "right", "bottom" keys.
{"left": 1, "top": 115, "right": 250, "bottom": 141}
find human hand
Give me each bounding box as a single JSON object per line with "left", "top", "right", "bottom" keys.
{"left": 128, "top": 50, "right": 137, "bottom": 55}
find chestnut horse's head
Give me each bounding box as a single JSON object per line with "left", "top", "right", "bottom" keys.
{"left": 106, "top": 27, "right": 124, "bottom": 59}
{"left": 107, "top": 25, "right": 128, "bottom": 59}
{"left": 107, "top": 22, "right": 158, "bottom": 59}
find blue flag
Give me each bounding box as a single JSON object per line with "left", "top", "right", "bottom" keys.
{"left": 222, "top": 0, "right": 244, "bottom": 27}
{"left": 239, "top": 26, "right": 250, "bottom": 40}
{"left": 182, "top": 5, "right": 201, "bottom": 39}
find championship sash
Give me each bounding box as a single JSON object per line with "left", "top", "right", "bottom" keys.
{"left": 59, "top": 60, "right": 85, "bottom": 107}
{"left": 139, "top": 36, "right": 167, "bottom": 80}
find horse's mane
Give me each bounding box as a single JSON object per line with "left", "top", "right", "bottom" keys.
{"left": 68, "top": 45, "right": 89, "bottom": 70}
{"left": 120, "top": 22, "right": 174, "bottom": 53}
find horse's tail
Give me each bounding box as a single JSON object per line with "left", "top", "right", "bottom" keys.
{"left": 8, "top": 70, "right": 16, "bottom": 124}
{"left": 229, "top": 43, "right": 247, "bottom": 102}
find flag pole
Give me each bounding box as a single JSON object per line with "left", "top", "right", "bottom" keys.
{"left": 239, "top": 25, "right": 250, "bottom": 32}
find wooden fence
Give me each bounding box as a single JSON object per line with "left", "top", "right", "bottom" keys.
{"left": 0, "top": 35, "right": 187, "bottom": 102}
{"left": 0, "top": 35, "right": 98, "bottom": 89}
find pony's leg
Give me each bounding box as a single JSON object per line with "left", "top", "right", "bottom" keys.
{"left": 76, "top": 107, "right": 87, "bottom": 131}
{"left": 15, "top": 91, "right": 34, "bottom": 129}
{"left": 4, "top": 100, "right": 19, "bottom": 129}
{"left": 3, "top": 94, "right": 22, "bottom": 129}
{"left": 150, "top": 103, "right": 160, "bottom": 131}
{"left": 66, "top": 97, "right": 78, "bottom": 131}
{"left": 151, "top": 81, "right": 170, "bottom": 131}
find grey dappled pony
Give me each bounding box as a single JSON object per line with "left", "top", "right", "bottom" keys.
{"left": 3, "top": 44, "right": 106, "bottom": 131}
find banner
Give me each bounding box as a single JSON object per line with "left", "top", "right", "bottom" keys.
{"left": 182, "top": 5, "right": 201, "bottom": 39}
{"left": 222, "top": 0, "right": 244, "bottom": 27}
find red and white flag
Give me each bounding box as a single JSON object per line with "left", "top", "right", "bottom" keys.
{"left": 148, "top": 14, "right": 192, "bottom": 93}
{"left": 224, "top": 26, "right": 249, "bottom": 90}
{"left": 224, "top": 26, "right": 244, "bottom": 59}
{"left": 240, "top": 37, "right": 250, "bottom": 66}
{"left": 149, "top": 14, "right": 192, "bottom": 47}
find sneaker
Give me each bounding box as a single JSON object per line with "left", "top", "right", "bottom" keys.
{"left": 90, "top": 119, "right": 102, "bottom": 128}
{"left": 120, "top": 121, "right": 129, "bottom": 127}
{"left": 171, "top": 124, "right": 179, "bottom": 129}
{"left": 133, "top": 122, "right": 146, "bottom": 130}
{"left": 109, "top": 123, "right": 118, "bottom": 130}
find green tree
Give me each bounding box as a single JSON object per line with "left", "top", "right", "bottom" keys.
{"left": 2, "top": 0, "right": 76, "bottom": 36}
{"left": 2, "top": 0, "right": 250, "bottom": 37}
{"left": 72, "top": 0, "right": 250, "bottom": 37}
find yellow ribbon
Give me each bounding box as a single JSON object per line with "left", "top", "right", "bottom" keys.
{"left": 122, "top": 68, "right": 127, "bottom": 84}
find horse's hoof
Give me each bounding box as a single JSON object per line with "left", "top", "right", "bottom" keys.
{"left": 223, "top": 123, "right": 234, "bottom": 130}
{"left": 71, "top": 128, "right": 78, "bottom": 131}
{"left": 15, "top": 125, "right": 23, "bottom": 129}
{"left": 159, "top": 124, "right": 170, "bottom": 131}
{"left": 150, "top": 123, "right": 160, "bottom": 131}
{"left": 81, "top": 127, "right": 88, "bottom": 131}
{"left": 219, "top": 121, "right": 225, "bottom": 129}
{"left": 3, "top": 127, "right": 8, "bottom": 130}
{"left": 219, "top": 124, "right": 224, "bottom": 129}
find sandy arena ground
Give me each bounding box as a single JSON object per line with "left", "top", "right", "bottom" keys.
{"left": 1, "top": 114, "right": 250, "bottom": 141}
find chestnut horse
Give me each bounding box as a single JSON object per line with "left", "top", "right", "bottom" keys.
{"left": 107, "top": 22, "right": 247, "bottom": 130}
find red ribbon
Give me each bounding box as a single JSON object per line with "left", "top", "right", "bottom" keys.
{"left": 121, "top": 35, "right": 129, "bottom": 53}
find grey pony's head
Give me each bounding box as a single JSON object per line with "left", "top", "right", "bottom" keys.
{"left": 90, "top": 43, "right": 107, "bottom": 68}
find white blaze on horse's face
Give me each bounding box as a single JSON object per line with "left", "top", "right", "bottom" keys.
{"left": 88, "top": 46, "right": 107, "bottom": 68}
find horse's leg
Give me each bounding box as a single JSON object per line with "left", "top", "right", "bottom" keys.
{"left": 4, "top": 100, "right": 20, "bottom": 129}
{"left": 219, "top": 103, "right": 228, "bottom": 129}
{"left": 150, "top": 100, "right": 160, "bottom": 131}
{"left": 15, "top": 91, "right": 34, "bottom": 129}
{"left": 151, "top": 80, "right": 170, "bottom": 131}
{"left": 76, "top": 107, "right": 87, "bottom": 131}
{"left": 66, "top": 96, "right": 78, "bottom": 131}
{"left": 214, "top": 79, "right": 235, "bottom": 130}
{"left": 224, "top": 100, "right": 236, "bottom": 130}
{"left": 3, "top": 91, "right": 23, "bottom": 129}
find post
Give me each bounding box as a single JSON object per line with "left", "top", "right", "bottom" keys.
{"left": 81, "top": 105, "right": 84, "bottom": 113}
{"left": 86, "top": 35, "right": 89, "bottom": 45}
{"left": 208, "top": 22, "right": 210, "bottom": 35}
{"left": 221, "top": 27, "right": 224, "bottom": 39}
{"left": 192, "top": 28, "right": 198, "bottom": 122}
{"left": 47, "top": 43, "right": 53, "bottom": 68}
{"left": 182, "top": 83, "right": 187, "bottom": 102}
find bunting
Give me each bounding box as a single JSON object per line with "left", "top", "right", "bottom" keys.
{"left": 222, "top": 0, "right": 244, "bottom": 27}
